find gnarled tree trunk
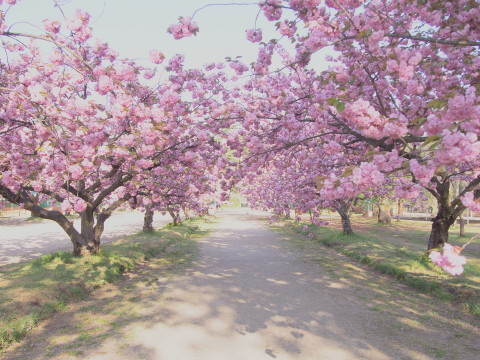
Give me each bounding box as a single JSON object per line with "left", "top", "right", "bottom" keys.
{"left": 426, "top": 179, "right": 463, "bottom": 250}
{"left": 335, "top": 199, "right": 354, "bottom": 235}
{"left": 70, "top": 207, "right": 115, "bottom": 256}
{"left": 168, "top": 207, "right": 181, "bottom": 226}
{"left": 0, "top": 179, "right": 130, "bottom": 256}
{"left": 22, "top": 199, "right": 106, "bottom": 256}
{"left": 427, "top": 216, "right": 454, "bottom": 250}
{"left": 143, "top": 204, "right": 154, "bottom": 232}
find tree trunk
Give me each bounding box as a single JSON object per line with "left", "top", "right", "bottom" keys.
{"left": 425, "top": 179, "right": 461, "bottom": 250}
{"left": 428, "top": 217, "right": 452, "bottom": 250}
{"left": 23, "top": 198, "right": 101, "bottom": 256}
{"left": 459, "top": 212, "right": 465, "bottom": 237}
{"left": 0, "top": 184, "right": 128, "bottom": 256}
{"left": 70, "top": 232, "right": 99, "bottom": 256}
{"left": 340, "top": 213, "right": 354, "bottom": 235}
{"left": 68, "top": 207, "right": 115, "bottom": 256}
{"left": 457, "top": 183, "right": 466, "bottom": 237}
{"left": 143, "top": 204, "right": 154, "bottom": 232}
{"left": 168, "top": 208, "right": 180, "bottom": 226}
{"left": 377, "top": 204, "right": 391, "bottom": 225}
{"left": 397, "top": 198, "right": 403, "bottom": 221}
{"left": 335, "top": 199, "right": 354, "bottom": 235}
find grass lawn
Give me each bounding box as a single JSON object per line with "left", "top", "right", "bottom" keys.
{"left": 269, "top": 214, "right": 480, "bottom": 322}
{"left": 0, "top": 217, "right": 214, "bottom": 353}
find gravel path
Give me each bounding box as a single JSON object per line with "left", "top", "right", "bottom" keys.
{"left": 3, "top": 209, "right": 479, "bottom": 359}
{"left": 0, "top": 211, "right": 172, "bottom": 266}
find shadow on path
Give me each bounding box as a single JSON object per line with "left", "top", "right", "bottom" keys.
{"left": 3, "top": 209, "right": 479, "bottom": 360}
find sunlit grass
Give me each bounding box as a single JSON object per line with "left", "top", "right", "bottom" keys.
{"left": 0, "top": 217, "right": 212, "bottom": 353}
{"left": 270, "top": 217, "right": 480, "bottom": 320}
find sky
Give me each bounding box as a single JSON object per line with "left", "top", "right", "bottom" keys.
{"left": 6, "top": 0, "right": 276, "bottom": 68}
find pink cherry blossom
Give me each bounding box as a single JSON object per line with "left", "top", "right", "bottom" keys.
{"left": 68, "top": 164, "right": 84, "bottom": 180}
{"left": 246, "top": 29, "right": 262, "bottom": 43}
{"left": 73, "top": 198, "right": 87, "bottom": 213}
{"left": 429, "top": 244, "right": 467, "bottom": 276}
{"left": 167, "top": 17, "right": 199, "bottom": 40}
{"left": 61, "top": 199, "right": 73, "bottom": 213}
{"left": 461, "top": 192, "right": 480, "bottom": 212}
{"left": 260, "top": 0, "right": 282, "bottom": 21}
{"left": 149, "top": 49, "right": 165, "bottom": 64}
{"left": 43, "top": 19, "right": 61, "bottom": 33}
{"left": 97, "top": 75, "right": 114, "bottom": 94}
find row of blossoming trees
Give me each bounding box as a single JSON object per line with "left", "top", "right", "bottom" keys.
{"left": 1, "top": 0, "right": 480, "bottom": 263}
{"left": 220, "top": 0, "right": 480, "bottom": 253}
{"left": 0, "top": 2, "right": 233, "bottom": 255}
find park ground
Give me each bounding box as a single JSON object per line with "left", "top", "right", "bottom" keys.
{"left": 0, "top": 211, "right": 172, "bottom": 266}
{"left": 0, "top": 209, "right": 479, "bottom": 359}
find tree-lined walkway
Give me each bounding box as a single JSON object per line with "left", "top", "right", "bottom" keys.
{"left": 3, "top": 209, "right": 479, "bottom": 360}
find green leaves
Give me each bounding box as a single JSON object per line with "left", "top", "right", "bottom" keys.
{"left": 411, "top": 117, "right": 427, "bottom": 126}
{"left": 426, "top": 99, "right": 447, "bottom": 109}
{"left": 336, "top": 101, "right": 346, "bottom": 112}
{"left": 422, "top": 135, "right": 442, "bottom": 150}
{"left": 356, "top": 29, "right": 372, "bottom": 39}
{"left": 326, "top": 97, "right": 346, "bottom": 112}
{"left": 424, "top": 135, "right": 441, "bottom": 145}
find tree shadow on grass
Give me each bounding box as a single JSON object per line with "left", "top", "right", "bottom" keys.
{"left": 3, "top": 211, "right": 480, "bottom": 360}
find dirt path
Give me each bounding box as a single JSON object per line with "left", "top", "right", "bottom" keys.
{"left": 3, "top": 209, "right": 479, "bottom": 360}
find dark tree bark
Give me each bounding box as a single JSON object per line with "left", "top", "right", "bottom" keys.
{"left": 335, "top": 199, "right": 354, "bottom": 235}
{"left": 143, "top": 204, "right": 154, "bottom": 232}
{"left": 428, "top": 216, "right": 453, "bottom": 250}
{"left": 425, "top": 178, "right": 466, "bottom": 250}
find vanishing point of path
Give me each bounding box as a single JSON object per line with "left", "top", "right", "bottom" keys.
{"left": 3, "top": 209, "right": 479, "bottom": 360}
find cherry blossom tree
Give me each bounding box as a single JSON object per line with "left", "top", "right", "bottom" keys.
{"left": 222, "top": 0, "right": 480, "bottom": 250}
{"left": 0, "top": 4, "right": 230, "bottom": 255}
{"left": 138, "top": 163, "right": 228, "bottom": 231}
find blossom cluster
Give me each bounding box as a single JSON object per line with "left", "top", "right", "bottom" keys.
{"left": 429, "top": 244, "right": 467, "bottom": 276}
{"left": 246, "top": 28, "right": 262, "bottom": 43}
{"left": 460, "top": 192, "right": 480, "bottom": 212}
{"left": 342, "top": 100, "right": 407, "bottom": 140}
{"left": 167, "top": 17, "right": 199, "bottom": 40}
{"left": 259, "top": 0, "right": 282, "bottom": 21}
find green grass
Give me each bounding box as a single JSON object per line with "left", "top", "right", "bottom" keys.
{"left": 0, "top": 217, "right": 212, "bottom": 353}
{"left": 270, "top": 218, "right": 480, "bottom": 320}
